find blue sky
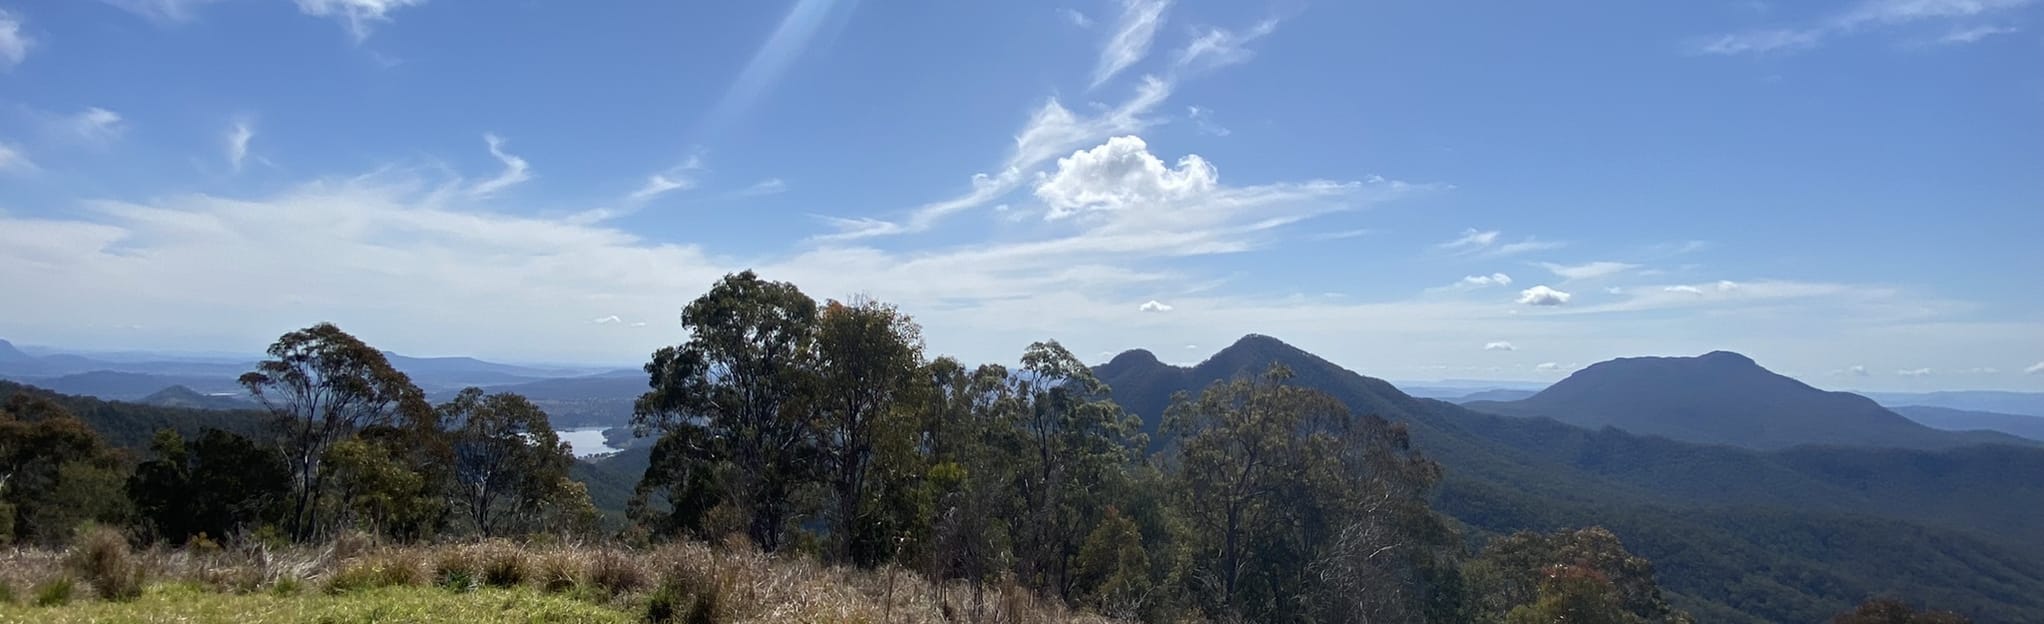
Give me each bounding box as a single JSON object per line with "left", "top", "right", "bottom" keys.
{"left": 0, "top": 0, "right": 2039, "bottom": 391}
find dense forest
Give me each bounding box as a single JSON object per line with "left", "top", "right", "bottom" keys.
{"left": 0, "top": 271, "right": 2001, "bottom": 623}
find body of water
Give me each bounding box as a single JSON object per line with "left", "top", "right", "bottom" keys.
{"left": 558, "top": 426, "right": 623, "bottom": 458}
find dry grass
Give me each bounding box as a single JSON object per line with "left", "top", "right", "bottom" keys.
{"left": 0, "top": 538, "right": 1124, "bottom": 623}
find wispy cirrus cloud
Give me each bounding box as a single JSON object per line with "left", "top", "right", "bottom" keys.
{"left": 0, "top": 141, "right": 36, "bottom": 174}
{"left": 1693, "top": 0, "right": 2035, "bottom": 55}
{"left": 1175, "top": 18, "right": 1277, "bottom": 72}
{"left": 294, "top": 0, "right": 426, "bottom": 42}
{"left": 1091, "top": 0, "right": 1171, "bottom": 89}
{"left": 1541, "top": 261, "right": 1638, "bottom": 281}
{"left": 101, "top": 0, "right": 227, "bottom": 23}
{"left": 225, "top": 118, "right": 255, "bottom": 172}
{"left": 468, "top": 133, "right": 531, "bottom": 197}
{"left": 0, "top": 9, "right": 30, "bottom": 70}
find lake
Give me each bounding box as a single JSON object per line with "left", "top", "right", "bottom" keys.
{"left": 557, "top": 426, "right": 623, "bottom": 458}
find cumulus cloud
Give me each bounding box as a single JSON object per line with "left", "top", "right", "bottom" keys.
{"left": 1035, "top": 135, "right": 1216, "bottom": 219}
{"left": 1535, "top": 362, "right": 1566, "bottom": 373}
{"left": 0, "top": 10, "right": 30, "bottom": 70}
{"left": 1838, "top": 365, "right": 1870, "bottom": 377}
{"left": 294, "top": 0, "right": 427, "bottom": 41}
{"left": 1091, "top": 0, "right": 1170, "bottom": 88}
{"left": 1665, "top": 285, "right": 1704, "bottom": 295}
{"left": 469, "top": 133, "right": 531, "bottom": 197}
{"left": 1517, "top": 285, "right": 1572, "bottom": 306}
{"left": 1897, "top": 368, "right": 1934, "bottom": 377}
{"left": 1540, "top": 261, "right": 1637, "bottom": 281}
{"left": 2028, "top": 362, "right": 2044, "bottom": 375}
{"left": 1138, "top": 300, "right": 1173, "bottom": 312}
{"left": 1483, "top": 341, "right": 1515, "bottom": 351}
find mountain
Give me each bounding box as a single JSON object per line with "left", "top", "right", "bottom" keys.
{"left": 0, "top": 339, "right": 32, "bottom": 363}
{"left": 1893, "top": 405, "right": 2044, "bottom": 442}
{"left": 1448, "top": 388, "right": 1537, "bottom": 403}
{"left": 1094, "top": 335, "right": 2044, "bottom": 623}
{"left": 28, "top": 370, "right": 246, "bottom": 401}
{"left": 1460, "top": 351, "right": 2025, "bottom": 450}
{"left": 0, "top": 380, "right": 270, "bottom": 449}
{"left": 1862, "top": 390, "right": 2044, "bottom": 418}
{"left": 140, "top": 385, "right": 258, "bottom": 411}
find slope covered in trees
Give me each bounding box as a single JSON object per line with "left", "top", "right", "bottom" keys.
{"left": 1095, "top": 335, "right": 2044, "bottom": 623}
{"left": 1461, "top": 351, "right": 2029, "bottom": 450}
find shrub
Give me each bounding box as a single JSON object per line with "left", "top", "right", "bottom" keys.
{"left": 431, "top": 547, "right": 482, "bottom": 592}
{"left": 327, "top": 550, "right": 426, "bottom": 594}
{"left": 590, "top": 550, "right": 649, "bottom": 597}
{"left": 67, "top": 525, "right": 144, "bottom": 601}
{"left": 0, "top": 579, "right": 14, "bottom": 604}
{"left": 642, "top": 576, "right": 720, "bottom": 624}
{"left": 534, "top": 552, "right": 583, "bottom": 594}
{"left": 32, "top": 577, "right": 75, "bottom": 607}
{"left": 480, "top": 544, "right": 530, "bottom": 588}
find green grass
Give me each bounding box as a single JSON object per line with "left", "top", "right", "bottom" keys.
{"left": 0, "top": 582, "right": 634, "bottom": 624}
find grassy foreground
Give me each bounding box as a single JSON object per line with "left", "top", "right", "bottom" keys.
{"left": 0, "top": 533, "right": 1116, "bottom": 624}
{"left": 0, "top": 583, "right": 632, "bottom": 623}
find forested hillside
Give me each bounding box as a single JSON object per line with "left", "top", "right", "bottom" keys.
{"left": 1096, "top": 335, "right": 2044, "bottom": 623}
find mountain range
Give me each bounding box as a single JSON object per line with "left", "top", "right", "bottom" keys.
{"left": 1092, "top": 335, "right": 2044, "bottom": 623}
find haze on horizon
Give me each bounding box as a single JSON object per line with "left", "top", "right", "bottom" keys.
{"left": 1, "top": 0, "right": 2038, "bottom": 392}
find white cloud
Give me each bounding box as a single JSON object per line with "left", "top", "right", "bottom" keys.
{"left": 591, "top": 315, "right": 621, "bottom": 325}
{"left": 1960, "top": 367, "right": 2000, "bottom": 374}
{"left": 1455, "top": 273, "right": 1514, "bottom": 289}
{"left": 1839, "top": 364, "right": 1870, "bottom": 376}
{"left": 1436, "top": 228, "right": 1562, "bottom": 257}
{"left": 1484, "top": 341, "right": 1515, "bottom": 351}
{"left": 1936, "top": 24, "right": 2018, "bottom": 44}
{"left": 1694, "top": 0, "right": 2035, "bottom": 55}
{"left": 1035, "top": 135, "right": 1217, "bottom": 219}
{"left": 1186, "top": 106, "right": 1230, "bottom": 136}
{"left": 1665, "top": 285, "right": 1704, "bottom": 295}
{"left": 0, "top": 142, "right": 35, "bottom": 174}
{"left": 1517, "top": 285, "right": 1572, "bottom": 306}
{"left": 2027, "top": 362, "right": 2044, "bottom": 375}
{"left": 1311, "top": 228, "right": 1371, "bottom": 241}
{"left": 294, "top": 0, "right": 426, "bottom": 42}
{"left": 225, "top": 119, "right": 255, "bottom": 172}
{"left": 1540, "top": 261, "right": 1638, "bottom": 281}
{"left": 1438, "top": 228, "right": 1499, "bottom": 251}
{"left": 1091, "top": 0, "right": 1171, "bottom": 89}
{"left": 1535, "top": 362, "right": 1566, "bottom": 373}
{"left": 101, "top": 0, "right": 226, "bottom": 23}
{"left": 1897, "top": 367, "right": 1934, "bottom": 377}
{"left": 63, "top": 108, "right": 127, "bottom": 145}
{"left": 819, "top": 77, "right": 1172, "bottom": 241}
{"left": 1138, "top": 300, "right": 1174, "bottom": 312}
{"left": 1059, "top": 7, "right": 1093, "bottom": 28}
{"left": 0, "top": 9, "right": 30, "bottom": 70}
{"left": 1175, "top": 18, "right": 1278, "bottom": 72}
{"left": 468, "top": 133, "right": 531, "bottom": 197}
{"left": 731, "top": 178, "right": 787, "bottom": 198}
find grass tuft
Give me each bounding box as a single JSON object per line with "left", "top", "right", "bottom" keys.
{"left": 67, "top": 525, "right": 144, "bottom": 602}
{"left": 33, "top": 576, "right": 76, "bottom": 607}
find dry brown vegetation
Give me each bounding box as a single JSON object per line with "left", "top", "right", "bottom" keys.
{"left": 0, "top": 532, "right": 1126, "bottom": 624}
